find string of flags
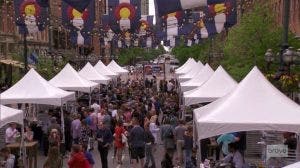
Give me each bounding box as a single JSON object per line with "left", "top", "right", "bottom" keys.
{"left": 12, "top": 0, "right": 237, "bottom": 48}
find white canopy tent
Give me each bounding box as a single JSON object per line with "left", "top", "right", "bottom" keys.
{"left": 184, "top": 66, "right": 238, "bottom": 106}
{"left": 0, "top": 68, "right": 75, "bottom": 106}
{"left": 180, "top": 64, "right": 214, "bottom": 92}
{"left": 175, "top": 58, "right": 192, "bottom": 72}
{"left": 283, "top": 161, "right": 300, "bottom": 168}
{"left": 79, "top": 62, "right": 111, "bottom": 85}
{"left": 0, "top": 105, "right": 23, "bottom": 128}
{"left": 194, "top": 66, "right": 300, "bottom": 141}
{"left": 178, "top": 61, "right": 204, "bottom": 83}
{"left": 107, "top": 60, "right": 129, "bottom": 75}
{"left": 94, "top": 60, "right": 118, "bottom": 79}
{"left": 49, "top": 63, "right": 98, "bottom": 93}
{"left": 175, "top": 58, "right": 197, "bottom": 75}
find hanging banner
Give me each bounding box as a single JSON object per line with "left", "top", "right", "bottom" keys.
{"left": 138, "top": 15, "right": 154, "bottom": 36}
{"left": 155, "top": 0, "right": 226, "bottom": 17}
{"left": 108, "top": 0, "right": 141, "bottom": 33}
{"left": 62, "top": 0, "right": 95, "bottom": 45}
{"left": 62, "top": 0, "right": 92, "bottom": 13}
{"left": 14, "top": 0, "right": 48, "bottom": 34}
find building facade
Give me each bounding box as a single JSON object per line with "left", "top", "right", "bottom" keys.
{"left": 141, "top": 0, "right": 149, "bottom": 15}
{"left": 270, "top": 0, "right": 300, "bottom": 36}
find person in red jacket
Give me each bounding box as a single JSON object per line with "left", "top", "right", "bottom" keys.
{"left": 68, "top": 144, "right": 90, "bottom": 168}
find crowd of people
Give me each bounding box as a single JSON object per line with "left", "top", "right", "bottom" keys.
{"left": 3, "top": 72, "right": 293, "bottom": 168}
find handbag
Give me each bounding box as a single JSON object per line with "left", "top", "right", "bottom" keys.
{"left": 121, "top": 133, "right": 127, "bottom": 143}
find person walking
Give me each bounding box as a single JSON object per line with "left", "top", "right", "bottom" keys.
{"left": 174, "top": 119, "right": 187, "bottom": 165}
{"left": 128, "top": 117, "right": 146, "bottom": 168}
{"left": 68, "top": 145, "right": 90, "bottom": 168}
{"left": 184, "top": 126, "right": 194, "bottom": 168}
{"left": 71, "top": 114, "right": 81, "bottom": 144}
{"left": 79, "top": 119, "right": 91, "bottom": 147}
{"left": 96, "top": 122, "right": 113, "bottom": 168}
{"left": 160, "top": 118, "right": 175, "bottom": 163}
{"left": 43, "top": 146, "right": 63, "bottom": 168}
{"left": 48, "top": 129, "right": 60, "bottom": 148}
{"left": 114, "top": 120, "right": 126, "bottom": 165}
{"left": 144, "top": 122, "right": 156, "bottom": 168}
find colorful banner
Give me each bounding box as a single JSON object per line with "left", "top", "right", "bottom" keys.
{"left": 62, "top": 0, "right": 92, "bottom": 13}
{"left": 155, "top": 0, "right": 226, "bottom": 17}
{"left": 138, "top": 15, "right": 154, "bottom": 36}
{"left": 62, "top": 0, "right": 95, "bottom": 45}
{"left": 108, "top": 0, "right": 141, "bottom": 33}
{"left": 14, "top": 0, "right": 48, "bottom": 34}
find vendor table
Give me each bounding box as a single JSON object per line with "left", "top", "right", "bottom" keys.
{"left": 6, "top": 141, "right": 38, "bottom": 168}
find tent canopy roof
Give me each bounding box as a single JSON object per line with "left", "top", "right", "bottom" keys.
{"left": 0, "top": 105, "right": 23, "bottom": 128}
{"left": 107, "top": 60, "right": 129, "bottom": 74}
{"left": 175, "top": 58, "right": 197, "bottom": 75}
{"left": 49, "top": 63, "right": 98, "bottom": 93}
{"left": 79, "top": 62, "right": 111, "bottom": 85}
{"left": 0, "top": 69, "right": 75, "bottom": 106}
{"left": 94, "top": 60, "right": 118, "bottom": 78}
{"left": 178, "top": 62, "right": 204, "bottom": 82}
{"left": 180, "top": 64, "right": 214, "bottom": 92}
{"left": 184, "top": 66, "right": 238, "bottom": 105}
{"left": 194, "top": 66, "right": 300, "bottom": 140}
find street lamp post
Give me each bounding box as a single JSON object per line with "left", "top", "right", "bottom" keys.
{"left": 265, "top": 47, "right": 300, "bottom": 74}
{"left": 23, "top": 33, "right": 28, "bottom": 72}
{"left": 278, "top": 0, "right": 291, "bottom": 74}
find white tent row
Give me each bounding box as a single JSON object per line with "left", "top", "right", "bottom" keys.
{"left": 183, "top": 66, "right": 238, "bottom": 106}
{"left": 178, "top": 61, "right": 204, "bottom": 82}
{"left": 194, "top": 66, "right": 300, "bottom": 141}
{"left": 175, "top": 58, "right": 197, "bottom": 76}
{"left": 0, "top": 105, "right": 23, "bottom": 128}
{"left": 94, "top": 60, "right": 118, "bottom": 79}
{"left": 107, "top": 60, "right": 129, "bottom": 75}
{"left": 0, "top": 68, "right": 76, "bottom": 106}
{"left": 49, "top": 63, "right": 99, "bottom": 93}
{"left": 180, "top": 64, "right": 214, "bottom": 92}
{"left": 79, "top": 62, "right": 111, "bottom": 85}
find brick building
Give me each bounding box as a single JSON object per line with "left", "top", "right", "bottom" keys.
{"left": 270, "top": 0, "right": 300, "bottom": 36}
{"left": 0, "top": 0, "right": 48, "bottom": 60}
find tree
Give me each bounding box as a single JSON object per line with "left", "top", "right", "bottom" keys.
{"left": 117, "top": 45, "right": 166, "bottom": 65}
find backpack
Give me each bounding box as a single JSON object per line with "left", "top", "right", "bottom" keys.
{"left": 164, "top": 126, "right": 174, "bottom": 139}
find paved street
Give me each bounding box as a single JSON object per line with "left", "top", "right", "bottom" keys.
{"left": 37, "top": 140, "right": 167, "bottom": 168}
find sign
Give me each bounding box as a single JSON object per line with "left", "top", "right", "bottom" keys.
{"left": 266, "top": 145, "right": 288, "bottom": 160}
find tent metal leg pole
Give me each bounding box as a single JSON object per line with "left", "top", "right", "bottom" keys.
{"left": 198, "top": 139, "right": 202, "bottom": 166}
{"left": 60, "top": 107, "right": 65, "bottom": 143}
{"left": 20, "top": 107, "right": 26, "bottom": 168}
{"left": 89, "top": 94, "right": 92, "bottom": 106}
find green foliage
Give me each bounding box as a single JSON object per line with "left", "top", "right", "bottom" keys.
{"left": 222, "top": 3, "right": 283, "bottom": 81}
{"left": 118, "top": 46, "right": 166, "bottom": 65}
{"left": 171, "top": 39, "right": 211, "bottom": 65}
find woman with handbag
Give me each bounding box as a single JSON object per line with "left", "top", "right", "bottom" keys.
{"left": 114, "top": 120, "right": 127, "bottom": 165}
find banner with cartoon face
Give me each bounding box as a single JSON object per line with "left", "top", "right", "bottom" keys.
{"left": 14, "top": 0, "right": 48, "bottom": 34}
{"left": 108, "top": 0, "right": 141, "bottom": 33}
{"left": 62, "top": 0, "right": 95, "bottom": 45}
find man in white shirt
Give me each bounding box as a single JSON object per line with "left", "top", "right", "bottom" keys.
{"left": 5, "top": 123, "right": 18, "bottom": 144}
{"left": 91, "top": 101, "right": 100, "bottom": 113}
